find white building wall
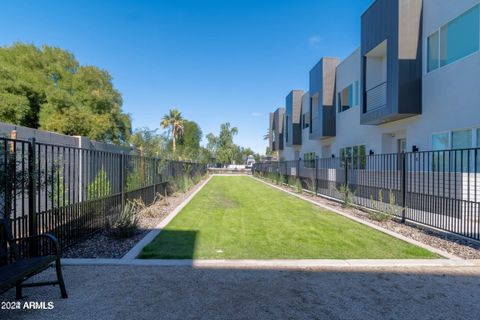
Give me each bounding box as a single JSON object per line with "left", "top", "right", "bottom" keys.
{"left": 278, "top": 0, "right": 480, "bottom": 161}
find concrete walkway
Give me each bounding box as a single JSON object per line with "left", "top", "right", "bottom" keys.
{"left": 2, "top": 264, "right": 480, "bottom": 320}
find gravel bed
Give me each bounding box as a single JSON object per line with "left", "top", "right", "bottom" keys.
{"left": 259, "top": 178, "right": 480, "bottom": 260}
{"left": 62, "top": 179, "right": 207, "bottom": 258}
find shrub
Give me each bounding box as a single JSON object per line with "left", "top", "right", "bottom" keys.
{"left": 87, "top": 167, "right": 111, "bottom": 199}
{"left": 107, "top": 201, "right": 140, "bottom": 238}
{"left": 337, "top": 184, "right": 355, "bottom": 208}
{"left": 369, "top": 189, "right": 404, "bottom": 222}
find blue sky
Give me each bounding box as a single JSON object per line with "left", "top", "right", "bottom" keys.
{"left": 0, "top": 0, "right": 372, "bottom": 153}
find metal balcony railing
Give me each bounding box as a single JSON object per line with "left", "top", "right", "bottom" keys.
{"left": 366, "top": 81, "right": 387, "bottom": 112}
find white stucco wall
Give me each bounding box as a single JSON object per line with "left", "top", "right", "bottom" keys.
{"left": 278, "top": 1, "right": 480, "bottom": 161}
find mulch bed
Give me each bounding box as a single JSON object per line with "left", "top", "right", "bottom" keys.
{"left": 259, "top": 177, "right": 480, "bottom": 260}
{"left": 63, "top": 179, "right": 207, "bottom": 259}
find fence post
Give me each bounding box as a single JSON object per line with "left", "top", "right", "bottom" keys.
{"left": 120, "top": 153, "right": 125, "bottom": 212}
{"left": 153, "top": 158, "right": 157, "bottom": 199}
{"left": 28, "top": 138, "right": 37, "bottom": 256}
{"left": 315, "top": 157, "right": 318, "bottom": 196}
{"left": 344, "top": 157, "right": 348, "bottom": 187}
{"left": 401, "top": 152, "right": 406, "bottom": 223}
{"left": 297, "top": 158, "right": 300, "bottom": 179}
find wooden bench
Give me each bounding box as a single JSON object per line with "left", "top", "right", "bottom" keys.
{"left": 0, "top": 218, "right": 68, "bottom": 299}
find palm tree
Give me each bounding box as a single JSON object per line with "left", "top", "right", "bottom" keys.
{"left": 161, "top": 109, "right": 185, "bottom": 153}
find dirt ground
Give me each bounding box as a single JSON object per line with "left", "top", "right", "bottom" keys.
{"left": 2, "top": 264, "right": 480, "bottom": 320}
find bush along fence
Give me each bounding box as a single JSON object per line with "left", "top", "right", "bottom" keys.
{"left": 0, "top": 136, "right": 207, "bottom": 250}
{"left": 253, "top": 148, "right": 480, "bottom": 241}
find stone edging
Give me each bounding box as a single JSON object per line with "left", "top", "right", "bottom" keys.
{"left": 121, "top": 175, "right": 213, "bottom": 260}
{"left": 250, "top": 176, "right": 461, "bottom": 260}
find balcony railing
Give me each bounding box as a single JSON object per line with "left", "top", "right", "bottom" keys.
{"left": 366, "top": 81, "right": 387, "bottom": 112}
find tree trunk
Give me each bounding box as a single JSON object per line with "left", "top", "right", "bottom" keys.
{"left": 172, "top": 125, "right": 176, "bottom": 153}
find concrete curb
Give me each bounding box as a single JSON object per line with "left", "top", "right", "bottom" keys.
{"left": 121, "top": 175, "right": 213, "bottom": 260}
{"left": 250, "top": 176, "right": 461, "bottom": 260}
{"left": 61, "top": 258, "right": 480, "bottom": 268}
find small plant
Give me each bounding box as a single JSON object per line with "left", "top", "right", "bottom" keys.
{"left": 275, "top": 172, "right": 281, "bottom": 185}
{"left": 337, "top": 184, "right": 355, "bottom": 208}
{"left": 107, "top": 201, "right": 140, "bottom": 238}
{"left": 369, "top": 189, "right": 404, "bottom": 222}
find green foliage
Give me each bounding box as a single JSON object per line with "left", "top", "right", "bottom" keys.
{"left": 107, "top": 201, "right": 140, "bottom": 238}
{"left": 369, "top": 190, "right": 404, "bottom": 222}
{"left": 177, "top": 121, "right": 202, "bottom": 159}
{"left": 130, "top": 127, "right": 167, "bottom": 157}
{"left": 0, "top": 43, "right": 131, "bottom": 144}
{"left": 337, "top": 184, "right": 355, "bottom": 208}
{"left": 87, "top": 167, "right": 111, "bottom": 199}
{"left": 160, "top": 109, "right": 185, "bottom": 153}
{"left": 288, "top": 176, "right": 303, "bottom": 193}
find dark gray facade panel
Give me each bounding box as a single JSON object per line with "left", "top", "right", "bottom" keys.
{"left": 309, "top": 58, "right": 338, "bottom": 139}
{"left": 285, "top": 90, "right": 303, "bottom": 147}
{"left": 360, "top": 0, "right": 422, "bottom": 125}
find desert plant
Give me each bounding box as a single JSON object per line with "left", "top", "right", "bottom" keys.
{"left": 337, "top": 184, "right": 355, "bottom": 208}
{"left": 369, "top": 189, "right": 404, "bottom": 222}
{"left": 107, "top": 201, "right": 140, "bottom": 238}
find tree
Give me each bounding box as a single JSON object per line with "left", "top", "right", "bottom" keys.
{"left": 160, "top": 109, "right": 185, "bottom": 153}
{"left": 0, "top": 43, "right": 131, "bottom": 144}
{"left": 207, "top": 122, "right": 239, "bottom": 164}
{"left": 130, "top": 127, "right": 167, "bottom": 157}
{"left": 177, "top": 121, "right": 202, "bottom": 159}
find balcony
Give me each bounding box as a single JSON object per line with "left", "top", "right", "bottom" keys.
{"left": 360, "top": 0, "right": 422, "bottom": 125}
{"left": 366, "top": 81, "right": 387, "bottom": 112}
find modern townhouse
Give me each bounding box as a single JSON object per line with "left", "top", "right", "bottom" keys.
{"left": 270, "top": 0, "right": 480, "bottom": 163}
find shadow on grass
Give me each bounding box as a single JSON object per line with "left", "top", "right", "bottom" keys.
{"left": 138, "top": 230, "right": 197, "bottom": 259}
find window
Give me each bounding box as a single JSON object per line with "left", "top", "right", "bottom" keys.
{"left": 477, "top": 128, "right": 480, "bottom": 147}
{"left": 440, "top": 5, "right": 479, "bottom": 67}
{"left": 302, "top": 112, "right": 309, "bottom": 129}
{"left": 432, "top": 133, "right": 449, "bottom": 150}
{"left": 428, "top": 5, "right": 480, "bottom": 73}
{"left": 432, "top": 133, "right": 448, "bottom": 171}
{"left": 338, "top": 84, "right": 353, "bottom": 113}
{"left": 340, "top": 145, "right": 366, "bottom": 169}
{"left": 285, "top": 116, "right": 289, "bottom": 142}
{"left": 427, "top": 31, "right": 439, "bottom": 72}
{"left": 451, "top": 129, "right": 472, "bottom": 149}
{"left": 355, "top": 81, "right": 359, "bottom": 106}
{"left": 304, "top": 152, "right": 316, "bottom": 168}
{"left": 452, "top": 129, "right": 472, "bottom": 171}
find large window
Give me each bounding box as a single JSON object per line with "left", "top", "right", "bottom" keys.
{"left": 304, "top": 152, "right": 316, "bottom": 168}
{"left": 338, "top": 84, "right": 353, "bottom": 113}
{"left": 302, "top": 112, "right": 309, "bottom": 129}
{"left": 477, "top": 128, "right": 480, "bottom": 147}
{"left": 452, "top": 129, "right": 473, "bottom": 171}
{"left": 427, "top": 5, "right": 480, "bottom": 73}
{"left": 427, "top": 31, "right": 439, "bottom": 72}
{"left": 340, "top": 145, "right": 366, "bottom": 169}
{"left": 355, "top": 81, "right": 359, "bottom": 106}
{"left": 285, "top": 115, "right": 289, "bottom": 142}
{"left": 432, "top": 133, "right": 449, "bottom": 150}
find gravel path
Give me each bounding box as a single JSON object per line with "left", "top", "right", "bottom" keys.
{"left": 62, "top": 179, "right": 208, "bottom": 258}
{"left": 258, "top": 177, "right": 480, "bottom": 259}
{"left": 2, "top": 265, "right": 480, "bottom": 320}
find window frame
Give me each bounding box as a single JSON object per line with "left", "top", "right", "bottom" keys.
{"left": 425, "top": 3, "right": 480, "bottom": 75}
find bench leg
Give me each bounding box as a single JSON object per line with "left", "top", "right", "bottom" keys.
{"left": 55, "top": 258, "right": 68, "bottom": 299}
{"left": 15, "top": 281, "right": 22, "bottom": 299}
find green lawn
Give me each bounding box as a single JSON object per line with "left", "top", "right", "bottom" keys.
{"left": 140, "top": 176, "right": 437, "bottom": 259}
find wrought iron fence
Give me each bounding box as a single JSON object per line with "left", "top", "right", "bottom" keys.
{"left": 0, "top": 137, "right": 206, "bottom": 250}
{"left": 253, "top": 148, "right": 480, "bottom": 240}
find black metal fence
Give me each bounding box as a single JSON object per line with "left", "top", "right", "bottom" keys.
{"left": 0, "top": 137, "right": 206, "bottom": 250}
{"left": 253, "top": 148, "right": 480, "bottom": 240}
